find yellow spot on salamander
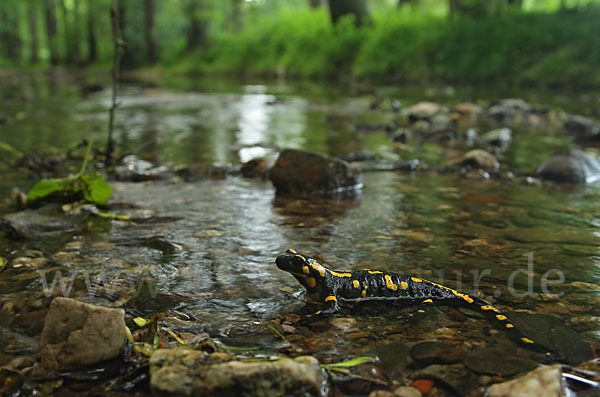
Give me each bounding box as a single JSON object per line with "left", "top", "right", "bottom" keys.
{"left": 325, "top": 296, "right": 338, "bottom": 302}
{"left": 288, "top": 248, "right": 297, "bottom": 253}
{"left": 385, "top": 275, "right": 398, "bottom": 291}
{"left": 368, "top": 270, "right": 383, "bottom": 274}
{"left": 295, "top": 254, "right": 306, "bottom": 262}
{"left": 480, "top": 305, "right": 495, "bottom": 311}
{"left": 411, "top": 277, "right": 422, "bottom": 283}
{"left": 310, "top": 263, "right": 327, "bottom": 277}
{"left": 307, "top": 277, "right": 316, "bottom": 288}
{"left": 331, "top": 271, "right": 352, "bottom": 278}
{"left": 422, "top": 299, "right": 433, "bottom": 304}
{"left": 521, "top": 337, "right": 535, "bottom": 344}
{"left": 401, "top": 281, "right": 408, "bottom": 290}
{"left": 453, "top": 291, "right": 474, "bottom": 303}
{"left": 417, "top": 309, "right": 425, "bottom": 313}
{"left": 361, "top": 289, "right": 366, "bottom": 297}
{"left": 302, "top": 266, "right": 310, "bottom": 274}
{"left": 496, "top": 314, "right": 507, "bottom": 321}
{"left": 352, "top": 280, "right": 360, "bottom": 288}
{"left": 506, "top": 324, "right": 514, "bottom": 328}
{"left": 315, "top": 310, "right": 322, "bottom": 315}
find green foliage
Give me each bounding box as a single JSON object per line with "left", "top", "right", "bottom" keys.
{"left": 26, "top": 141, "right": 112, "bottom": 207}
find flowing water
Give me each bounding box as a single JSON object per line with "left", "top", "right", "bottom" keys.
{"left": 1, "top": 71, "right": 600, "bottom": 394}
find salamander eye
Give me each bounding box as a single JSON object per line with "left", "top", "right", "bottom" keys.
{"left": 292, "top": 254, "right": 307, "bottom": 266}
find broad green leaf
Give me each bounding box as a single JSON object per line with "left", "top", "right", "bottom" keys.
{"left": 26, "top": 179, "right": 65, "bottom": 202}
{"left": 320, "top": 356, "right": 378, "bottom": 369}
{"left": 81, "top": 173, "right": 112, "bottom": 206}
{"left": 133, "top": 342, "right": 155, "bottom": 356}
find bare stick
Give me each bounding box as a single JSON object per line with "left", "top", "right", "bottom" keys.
{"left": 106, "top": 1, "right": 121, "bottom": 166}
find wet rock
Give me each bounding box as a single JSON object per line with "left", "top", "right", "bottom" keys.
{"left": 487, "top": 99, "right": 531, "bottom": 122}
{"left": 564, "top": 115, "right": 600, "bottom": 140}
{"left": 453, "top": 102, "right": 482, "bottom": 122}
{"left": 453, "top": 149, "right": 500, "bottom": 172}
{"left": 32, "top": 297, "right": 127, "bottom": 378}
{"left": 406, "top": 102, "right": 444, "bottom": 122}
{"left": 392, "top": 386, "right": 422, "bottom": 397}
{"left": 415, "top": 364, "right": 478, "bottom": 396}
{"left": 114, "top": 155, "right": 172, "bottom": 181}
{"left": 536, "top": 149, "right": 600, "bottom": 184}
{"left": 508, "top": 312, "right": 593, "bottom": 365}
{"left": 463, "top": 347, "right": 538, "bottom": 376}
{"left": 410, "top": 342, "right": 466, "bottom": 366}
{"left": 481, "top": 128, "right": 512, "bottom": 151}
{"left": 269, "top": 148, "right": 362, "bottom": 195}
{"left": 1, "top": 204, "right": 80, "bottom": 239}
{"left": 241, "top": 157, "right": 273, "bottom": 179}
{"left": 150, "top": 349, "right": 323, "bottom": 396}
{"left": 487, "top": 364, "right": 564, "bottom": 397}
{"left": 373, "top": 342, "right": 411, "bottom": 378}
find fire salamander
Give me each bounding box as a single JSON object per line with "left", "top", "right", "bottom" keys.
{"left": 276, "top": 248, "right": 553, "bottom": 355}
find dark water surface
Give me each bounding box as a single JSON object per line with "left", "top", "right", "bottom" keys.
{"left": 1, "top": 71, "right": 600, "bottom": 393}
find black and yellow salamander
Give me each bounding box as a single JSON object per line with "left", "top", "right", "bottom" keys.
{"left": 276, "top": 248, "right": 552, "bottom": 354}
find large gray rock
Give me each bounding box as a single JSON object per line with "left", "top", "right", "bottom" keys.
{"left": 486, "top": 364, "right": 564, "bottom": 397}
{"left": 32, "top": 297, "right": 127, "bottom": 377}
{"left": 1, "top": 204, "right": 80, "bottom": 239}
{"left": 270, "top": 149, "right": 362, "bottom": 195}
{"left": 537, "top": 149, "right": 600, "bottom": 184}
{"left": 564, "top": 115, "right": 600, "bottom": 140}
{"left": 150, "top": 349, "right": 324, "bottom": 396}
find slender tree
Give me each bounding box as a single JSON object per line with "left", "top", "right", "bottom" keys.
{"left": 0, "top": 2, "right": 22, "bottom": 62}
{"left": 309, "top": 0, "right": 321, "bottom": 8}
{"left": 86, "top": 0, "right": 97, "bottom": 63}
{"left": 327, "top": 0, "right": 369, "bottom": 26}
{"left": 186, "top": 0, "right": 209, "bottom": 51}
{"left": 27, "top": 1, "right": 40, "bottom": 63}
{"left": 230, "top": 0, "right": 243, "bottom": 31}
{"left": 143, "top": 0, "right": 157, "bottom": 63}
{"left": 44, "top": 0, "right": 59, "bottom": 65}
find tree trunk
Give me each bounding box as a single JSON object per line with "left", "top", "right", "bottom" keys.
{"left": 86, "top": 0, "right": 97, "bottom": 63}
{"left": 327, "top": 0, "right": 369, "bottom": 26}
{"left": 143, "top": 0, "right": 157, "bottom": 63}
{"left": 309, "top": 0, "right": 321, "bottom": 8}
{"left": 72, "top": 0, "right": 81, "bottom": 63}
{"left": 28, "top": 3, "right": 40, "bottom": 63}
{"left": 0, "top": 5, "right": 22, "bottom": 62}
{"left": 230, "top": 0, "right": 242, "bottom": 31}
{"left": 45, "top": 0, "right": 59, "bottom": 64}
{"left": 186, "top": 1, "right": 208, "bottom": 51}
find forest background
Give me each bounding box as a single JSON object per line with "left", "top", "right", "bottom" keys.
{"left": 0, "top": 0, "right": 599, "bottom": 87}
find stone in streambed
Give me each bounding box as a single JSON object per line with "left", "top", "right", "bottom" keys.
{"left": 150, "top": 349, "right": 323, "bottom": 396}
{"left": 32, "top": 297, "right": 127, "bottom": 378}
{"left": 269, "top": 149, "right": 362, "bottom": 195}
{"left": 537, "top": 149, "right": 600, "bottom": 184}
{"left": 487, "top": 364, "right": 564, "bottom": 397}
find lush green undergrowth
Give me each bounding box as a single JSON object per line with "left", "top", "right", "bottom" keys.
{"left": 168, "top": 7, "right": 600, "bottom": 87}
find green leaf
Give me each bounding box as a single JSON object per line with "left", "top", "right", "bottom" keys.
{"left": 320, "top": 356, "right": 378, "bottom": 369}
{"left": 81, "top": 173, "right": 112, "bottom": 206}
{"left": 26, "top": 179, "right": 66, "bottom": 202}
{"left": 166, "top": 328, "right": 186, "bottom": 344}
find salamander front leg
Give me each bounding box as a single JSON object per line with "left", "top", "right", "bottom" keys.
{"left": 299, "top": 295, "right": 340, "bottom": 324}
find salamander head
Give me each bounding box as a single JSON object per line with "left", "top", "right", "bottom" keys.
{"left": 276, "top": 249, "right": 331, "bottom": 294}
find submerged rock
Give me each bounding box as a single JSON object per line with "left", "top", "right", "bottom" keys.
{"left": 32, "top": 297, "right": 127, "bottom": 378}
{"left": 410, "top": 342, "right": 466, "bottom": 366}
{"left": 508, "top": 312, "right": 593, "bottom": 365}
{"left": 150, "top": 349, "right": 323, "bottom": 396}
{"left": 269, "top": 149, "right": 362, "bottom": 195}
{"left": 536, "top": 149, "right": 600, "bottom": 184}
{"left": 463, "top": 347, "right": 538, "bottom": 376}
{"left": 415, "top": 364, "right": 478, "bottom": 396}
{"left": 1, "top": 204, "right": 80, "bottom": 239}
{"left": 487, "top": 364, "right": 564, "bottom": 397}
